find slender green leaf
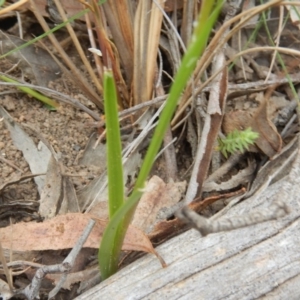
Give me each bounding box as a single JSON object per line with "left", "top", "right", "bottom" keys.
{"left": 0, "top": 75, "right": 59, "bottom": 109}
{"left": 103, "top": 69, "right": 124, "bottom": 218}
{"left": 98, "top": 69, "right": 125, "bottom": 276}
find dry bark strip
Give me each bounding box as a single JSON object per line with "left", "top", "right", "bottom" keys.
{"left": 75, "top": 137, "right": 300, "bottom": 300}
{"left": 185, "top": 52, "right": 228, "bottom": 203}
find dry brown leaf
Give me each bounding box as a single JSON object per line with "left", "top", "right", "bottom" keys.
{"left": 39, "top": 155, "right": 63, "bottom": 218}
{"left": 223, "top": 93, "right": 282, "bottom": 158}
{"left": 254, "top": 96, "right": 282, "bottom": 156}
{"left": 131, "top": 176, "right": 186, "bottom": 234}
{"left": 0, "top": 213, "right": 156, "bottom": 255}
{"left": 59, "top": 176, "right": 80, "bottom": 214}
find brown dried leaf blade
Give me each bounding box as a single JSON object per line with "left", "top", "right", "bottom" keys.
{"left": 0, "top": 213, "right": 157, "bottom": 255}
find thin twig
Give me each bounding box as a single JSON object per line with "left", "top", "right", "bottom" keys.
{"left": 0, "top": 154, "right": 24, "bottom": 173}
{"left": 19, "top": 219, "right": 95, "bottom": 300}
{"left": 0, "top": 240, "right": 13, "bottom": 291}
{"left": 29, "top": 0, "right": 102, "bottom": 109}
{"left": 52, "top": 0, "right": 102, "bottom": 94}
{"left": 176, "top": 200, "right": 290, "bottom": 237}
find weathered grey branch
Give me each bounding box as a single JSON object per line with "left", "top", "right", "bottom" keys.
{"left": 76, "top": 138, "right": 300, "bottom": 300}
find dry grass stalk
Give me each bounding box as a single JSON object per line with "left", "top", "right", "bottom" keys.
{"left": 84, "top": 8, "right": 103, "bottom": 81}
{"left": 133, "top": 0, "right": 165, "bottom": 105}
{"left": 101, "top": 0, "right": 134, "bottom": 85}
{"left": 0, "top": 0, "right": 29, "bottom": 16}
{"left": 29, "top": 0, "right": 103, "bottom": 109}
{"left": 93, "top": 1, "right": 129, "bottom": 108}
{"left": 181, "top": 0, "right": 197, "bottom": 46}
{"left": 172, "top": 0, "right": 285, "bottom": 126}
{"left": 52, "top": 0, "right": 102, "bottom": 94}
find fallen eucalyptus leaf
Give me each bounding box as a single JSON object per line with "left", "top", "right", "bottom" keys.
{"left": 0, "top": 106, "right": 51, "bottom": 194}
{"left": 0, "top": 213, "right": 158, "bottom": 255}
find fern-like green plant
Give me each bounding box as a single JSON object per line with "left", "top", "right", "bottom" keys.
{"left": 218, "top": 128, "right": 259, "bottom": 158}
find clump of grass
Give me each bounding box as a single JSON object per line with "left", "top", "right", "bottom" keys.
{"left": 98, "top": 0, "right": 224, "bottom": 280}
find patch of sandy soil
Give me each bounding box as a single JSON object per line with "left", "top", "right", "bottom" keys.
{"left": 0, "top": 85, "right": 101, "bottom": 206}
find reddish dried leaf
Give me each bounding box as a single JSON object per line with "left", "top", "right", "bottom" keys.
{"left": 254, "top": 98, "right": 282, "bottom": 156}
{"left": 0, "top": 213, "right": 155, "bottom": 255}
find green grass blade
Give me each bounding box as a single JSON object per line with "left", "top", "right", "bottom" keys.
{"left": 98, "top": 69, "right": 125, "bottom": 277}
{"left": 103, "top": 69, "right": 124, "bottom": 217}
{"left": 98, "top": 0, "right": 224, "bottom": 280}
{"left": 0, "top": 75, "right": 59, "bottom": 109}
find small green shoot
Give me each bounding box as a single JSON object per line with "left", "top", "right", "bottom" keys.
{"left": 98, "top": 0, "right": 224, "bottom": 280}
{"left": 97, "top": 69, "right": 126, "bottom": 277}
{"left": 0, "top": 75, "right": 59, "bottom": 109}
{"left": 103, "top": 69, "right": 124, "bottom": 218}
{"left": 217, "top": 128, "right": 259, "bottom": 158}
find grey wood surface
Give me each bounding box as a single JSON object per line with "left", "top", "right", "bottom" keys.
{"left": 76, "top": 145, "right": 300, "bottom": 300}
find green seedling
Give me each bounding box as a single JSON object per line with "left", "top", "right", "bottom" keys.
{"left": 98, "top": 0, "right": 224, "bottom": 280}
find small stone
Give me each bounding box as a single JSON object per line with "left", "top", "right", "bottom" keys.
{"left": 73, "top": 144, "right": 81, "bottom": 151}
